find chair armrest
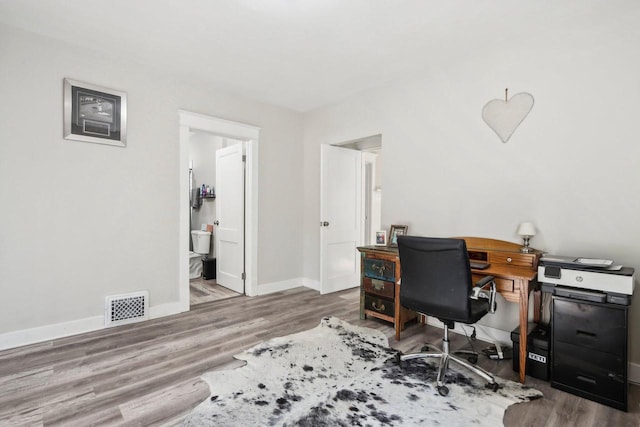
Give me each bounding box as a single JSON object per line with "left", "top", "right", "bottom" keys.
{"left": 474, "top": 275, "right": 495, "bottom": 288}
{"left": 471, "top": 275, "right": 497, "bottom": 313}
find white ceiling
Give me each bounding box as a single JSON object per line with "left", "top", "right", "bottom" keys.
{"left": 0, "top": 0, "right": 634, "bottom": 112}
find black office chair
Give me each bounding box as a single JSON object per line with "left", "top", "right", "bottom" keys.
{"left": 397, "top": 235, "right": 499, "bottom": 396}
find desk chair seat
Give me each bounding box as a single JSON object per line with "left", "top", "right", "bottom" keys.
{"left": 397, "top": 236, "right": 499, "bottom": 396}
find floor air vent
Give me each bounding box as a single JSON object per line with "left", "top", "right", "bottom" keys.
{"left": 105, "top": 291, "right": 149, "bottom": 327}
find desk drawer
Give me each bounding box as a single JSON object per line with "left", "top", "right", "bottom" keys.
{"left": 363, "top": 277, "right": 395, "bottom": 299}
{"left": 364, "top": 295, "right": 394, "bottom": 317}
{"left": 363, "top": 258, "right": 396, "bottom": 281}
{"left": 472, "top": 275, "right": 514, "bottom": 293}
{"left": 488, "top": 252, "right": 534, "bottom": 268}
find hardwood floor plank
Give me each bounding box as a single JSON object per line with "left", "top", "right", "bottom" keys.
{"left": 189, "top": 277, "right": 241, "bottom": 305}
{"left": 0, "top": 367, "right": 53, "bottom": 395}
{"left": 118, "top": 378, "right": 209, "bottom": 426}
{"left": 0, "top": 287, "right": 637, "bottom": 426}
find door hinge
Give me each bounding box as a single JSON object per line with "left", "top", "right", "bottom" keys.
{"left": 242, "top": 272, "right": 246, "bottom": 280}
{"left": 242, "top": 155, "right": 246, "bottom": 162}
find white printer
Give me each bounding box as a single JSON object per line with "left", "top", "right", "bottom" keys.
{"left": 538, "top": 255, "right": 635, "bottom": 305}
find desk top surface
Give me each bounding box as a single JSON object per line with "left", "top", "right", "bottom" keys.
{"left": 358, "top": 236, "right": 542, "bottom": 254}
{"left": 358, "top": 236, "right": 540, "bottom": 280}
{"left": 357, "top": 245, "right": 398, "bottom": 255}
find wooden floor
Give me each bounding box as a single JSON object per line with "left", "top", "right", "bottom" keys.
{"left": 0, "top": 287, "right": 638, "bottom": 426}
{"left": 189, "top": 277, "right": 242, "bottom": 305}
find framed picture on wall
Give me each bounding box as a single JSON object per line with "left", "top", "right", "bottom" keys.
{"left": 388, "top": 224, "right": 408, "bottom": 247}
{"left": 375, "top": 230, "right": 387, "bottom": 246}
{"left": 63, "top": 78, "right": 127, "bottom": 147}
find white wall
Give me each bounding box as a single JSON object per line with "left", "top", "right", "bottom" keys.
{"left": 0, "top": 25, "right": 304, "bottom": 343}
{"left": 189, "top": 132, "right": 222, "bottom": 241}
{"left": 303, "top": 12, "right": 640, "bottom": 362}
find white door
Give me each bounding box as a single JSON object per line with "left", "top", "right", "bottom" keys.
{"left": 320, "top": 144, "right": 362, "bottom": 294}
{"left": 215, "top": 143, "right": 244, "bottom": 294}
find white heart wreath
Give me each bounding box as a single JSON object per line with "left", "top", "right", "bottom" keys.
{"left": 482, "top": 90, "right": 534, "bottom": 143}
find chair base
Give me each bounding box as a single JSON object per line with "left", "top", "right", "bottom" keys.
{"left": 398, "top": 325, "right": 498, "bottom": 396}
{"left": 453, "top": 349, "right": 478, "bottom": 365}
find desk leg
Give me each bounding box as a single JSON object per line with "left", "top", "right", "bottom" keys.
{"left": 359, "top": 255, "right": 366, "bottom": 320}
{"left": 517, "top": 279, "right": 528, "bottom": 384}
{"left": 533, "top": 289, "right": 541, "bottom": 324}
{"left": 394, "top": 282, "right": 401, "bottom": 341}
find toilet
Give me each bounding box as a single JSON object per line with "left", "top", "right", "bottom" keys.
{"left": 191, "top": 230, "right": 212, "bottom": 255}
{"left": 189, "top": 251, "right": 204, "bottom": 279}
{"left": 190, "top": 230, "right": 212, "bottom": 279}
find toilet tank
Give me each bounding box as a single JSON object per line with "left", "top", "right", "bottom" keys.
{"left": 191, "top": 230, "right": 211, "bottom": 254}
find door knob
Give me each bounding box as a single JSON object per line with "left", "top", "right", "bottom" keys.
{"left": 320, "top": 221, "right": 330, "bottom": 227}
{"left": 214, "top": 221, "right": 220, "bottom": 226}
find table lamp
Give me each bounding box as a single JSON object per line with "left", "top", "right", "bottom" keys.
{"left": 517, "top": 222, "right": 536, "bottom": 253}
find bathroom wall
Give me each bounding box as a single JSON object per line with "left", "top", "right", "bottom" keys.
{"left": 189, "top": 132, "right": 222, "bottom": 252}
{"left": 189, "top": 135, "right": 246, "bottom": 256}
{"left": 370, "top": 151, "right": 382, "bottom": 242}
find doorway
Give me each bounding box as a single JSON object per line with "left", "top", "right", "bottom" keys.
{"left": 319, "top": 135, "right": 382, "bottom": 294}
{"left": 178, "top": 110, "right": 260, "bottom": 311}
{"left": 188, "top": 135, "right": 244, "bottom": 305}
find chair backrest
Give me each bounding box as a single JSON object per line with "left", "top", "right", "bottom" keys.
{"left": 398, "top": 236, "right": 473, "bottom": 323}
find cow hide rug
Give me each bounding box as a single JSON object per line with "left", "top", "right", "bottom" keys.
{"left": 183, "top": 316, "right": 541, "bottom": 426}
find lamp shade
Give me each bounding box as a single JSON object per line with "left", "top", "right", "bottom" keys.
{"left": 517, "top": 222, "right": 536, "bottom": 237}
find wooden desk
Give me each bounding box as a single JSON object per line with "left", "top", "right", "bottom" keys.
{"left": 357, "top": 237, "right": 541, "bottom": 384}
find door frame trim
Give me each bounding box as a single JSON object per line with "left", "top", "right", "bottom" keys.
{"left": 178, "top": 110, "right": 260, "bottom": 310}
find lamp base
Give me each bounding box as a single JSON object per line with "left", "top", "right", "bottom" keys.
{"left": 520, "top": 236, "right": 532, "bottom": 253}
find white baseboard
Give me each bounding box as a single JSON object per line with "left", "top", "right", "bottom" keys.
{"left": 257, "top": 277, "right": 324, "bottom": 295}
{"left": 257, "top": 277, "right": 305, "bottom": 295}
{"left": 0, "top": 315, "right": 104, "bottom": 351}
{"left": 150, "top": 301, "right": 186, "bottom": 319}
{"left": 302, "top": 277, "right": 320, "bottom": 292}
{"left": 0, "top": 300, "right": 184, "bottom": 351}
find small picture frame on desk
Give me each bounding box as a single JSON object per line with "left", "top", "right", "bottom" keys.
{"left": 388, "top": 225, "right": 408, "bottom": 247}
{"left": 375, "top": 230, "right": 387, "bottom": 245}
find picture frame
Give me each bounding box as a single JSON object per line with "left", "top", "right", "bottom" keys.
{"left": 63, "top": 78, "right": 127, "bottom": 147}
{"left": 375, "top": 230, "right": 387, "bottom": 246}
{"left": 388, "top": 224, "right": 408, "bottom": 247}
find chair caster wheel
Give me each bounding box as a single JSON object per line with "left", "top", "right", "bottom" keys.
{"left": 467, "top": 354, "right": 478, "bottom": 364}
{"left": 421, "top": 345, "right": 431, "bottom": 352}
{"left": 437, "top": 385, "right": 449, "bottom": 396}
{"left": 486, "top": 382, "right": 499, "bottom": 392}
